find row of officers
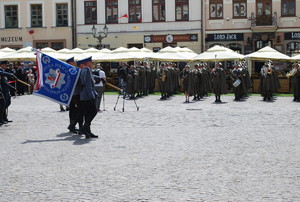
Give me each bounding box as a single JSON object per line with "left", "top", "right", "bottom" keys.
{"left": 119, "top": 61, "right": 300, "bottom": 103}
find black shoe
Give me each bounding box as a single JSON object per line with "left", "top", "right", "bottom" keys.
{"left": 85, "top": 134, "right": 91, "bottom": 139}
{"left": 4, "top": 120, "right": 12, "bottom": 123}
{"left": 263, "top": 97, "right": 267, "bottom": 101}
{"left": 68, "top": 126, "right": 77, "bottom": 134}
{"left": 90, "top": 133, "right": 98, "bottom": 138}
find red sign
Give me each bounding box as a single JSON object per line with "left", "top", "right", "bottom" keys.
{"left": 144, "top": 34, "right": 198, "bottom": 43}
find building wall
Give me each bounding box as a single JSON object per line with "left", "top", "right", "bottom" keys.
{"left": 0, "top": 0, "right": 73, "bottom": 49}
{"left": 204, "top": 0, "right": 300, "bottom": 56}
{"left": 76, "top": 0, "right": 202, "bottom": 53}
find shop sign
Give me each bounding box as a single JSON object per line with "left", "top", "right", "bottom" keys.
{"left": 284, "top": 32, "right": 300, "bottom": 40}
{"left": 144, "top": 34, "right": 198, "bottom": 43}
{"left": 0, "top": 37, "right": 23, "bottom": 42}
{"left": 206, "top": 33, "right": 244, "bottom": 42}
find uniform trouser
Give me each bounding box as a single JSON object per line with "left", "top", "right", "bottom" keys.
{"left": 95, "top": 86, "right": 104, "bottom": 110}
{"left": 81, "top": 99, "right": 97, "bottom": 127}
{"left": 68, "top": 95, "right": 80, "bottom": 126}
{"left": 0, "top": 105, "right": 4, "bottom": 122}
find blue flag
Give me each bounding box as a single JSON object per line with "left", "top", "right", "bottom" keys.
{"left": 34, "top": 52, "right": 81, "bottom": 106}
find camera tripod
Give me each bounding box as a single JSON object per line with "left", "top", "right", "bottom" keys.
{"left": 113, "top": 90, "right": 139, "bottom": 112}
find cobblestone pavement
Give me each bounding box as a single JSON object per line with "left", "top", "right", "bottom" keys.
{"left": 0, "top": 94, "right": 299, "bottom": 201}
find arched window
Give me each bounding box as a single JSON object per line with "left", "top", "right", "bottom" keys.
{"left": 209, "top": 43, "right": 224, "bottom": 48}
{"left": 226, "top": 43, "right": 242, "bottom": 53}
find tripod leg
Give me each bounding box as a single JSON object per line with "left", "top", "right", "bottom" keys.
{"left": 114, "top": 94, "right": 120, "bottom": 111}
{"left": 122, "top": 94, "right": 125, "bottom": 112}
{"left": 102, "top": 92, "right": 105, "bottom": 111}
{"left": 133, "top": 99, "right": 139, "bottom": 111}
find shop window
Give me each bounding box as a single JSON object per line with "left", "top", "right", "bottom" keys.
{"left": 226, "top": 43, "right": 242, "bottom": 53}
{"left": 286, "top": 42, "right": 300, "bottom": 56}
{"left": 153, "top": 0, "right": 165, "bottom": 22}
{"left": 255, "top": 40, "right": 272, "bottom": 51}
{"left": 85, "top": 1, "right": 97, "bottom": 24}
{"left": 163, "top": 43, "right": 177, "bottom": 48}
{"left": 209, "top": 43, "right": 224, "bottom": 48}
{"left": 233, "top": 0, "right": 247, "bottom": 18}
{"left": 5, "top": 5, "right": 18, "bottom": 28}
{"left": 31, "top": 4, "right": 43, "bottom": 27}
{"left": 106, "top": 0, "right": 118, "bottom": 24}
{"left": 56, "top": 4, "right": 68, "bottom": 27}
{"left": 175, "top": 0, "right": 189, "bottom": 21}
{"left": 282, "top": 0, "right": 295, "bottom": 17}
{"left": 209, "top": 0, "right": 223, "bottom": 19}
{"left": 127, "top": 43, "right": 143, "bottom": 49}
{"left": 129, "top": 0, "right": 142, "bottom": 23}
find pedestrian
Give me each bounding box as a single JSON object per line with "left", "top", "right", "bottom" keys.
{"left": 259, "top": 62, "right": 275, "bottom": 101}
{"left": 181, "top": 65, "right": 192, "bottom": 102}
{"left": 287, "top": 62, "right": 300, "bottom": 102}
{"left": 93, "top": 63, "right": 106, "bottom": 112}
{"left": 211, "top": 62, "right": 227, "bottom": 102}
{"left": 0, "top": 61, "right": 17, "bottom": 125}
{"left": 65, "top": 57, "right": 82, "bottom": 133}
{"left": 77, "top": 56, "right": 98, "bottom": 139}
{"left": 26, "top": 69, "right": 35, "bottom": 94}
{"left": 231, "top": 63, "right": 243, "bottom": 101}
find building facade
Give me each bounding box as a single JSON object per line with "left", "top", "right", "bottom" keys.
{"left": 0, "top": 0, "right": 74, "bottom": 49}
{"left": 76, "top": 0, "right": 202, "bottom": 53}
{"left": 204, "top": 0, "right": 300, "bottom": 57}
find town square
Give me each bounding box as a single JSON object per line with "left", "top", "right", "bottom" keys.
{"left": 1, "top": 0, "right": 300, "bottom": 201}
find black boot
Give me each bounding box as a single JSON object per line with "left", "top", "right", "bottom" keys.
{"left": 68, "top": 120, "right": 77, "bottom": 133}
{"left": 87, "top": 125, "right": 98, "bottom": 138}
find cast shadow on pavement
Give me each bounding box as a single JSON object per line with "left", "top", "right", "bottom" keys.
{"left": 21, "top": 132, "right": 92, "bottom": 145}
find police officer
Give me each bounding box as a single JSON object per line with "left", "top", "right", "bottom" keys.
{"left": 76, "top": 57, "right": 98, "bottom": 139}
{"left": 0, "top": 61, "right": 16, "bottom": 125}
{"left": 65, "top": 57, "right": 82, "bottom": 133}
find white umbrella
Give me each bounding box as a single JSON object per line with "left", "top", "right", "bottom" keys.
{"left": 1, "top": 46, "right": 36, "bottom": 61}
{"left": 175, "top": 47, "right": 198, "bottom": 60}
{"left": 291, "top": 53, "right": 300, "bottom": 61}
{"left": 55, "top": 48, "right": 71, "bottom": 60}
{"left": 192, "top": 45, "right": 244, "bottom": 61}
{"left": 245, "top": 46, "right": 291, "bottom": 62}
{"left": 99, "top": 47, "right": 136, "bottom": 62}
{"left": 0, "top": 47, "right": 16, "bottom": 59}
{"left": 40, "top": 47, "right": 58, "bottom": 58}
{"left": 84, "top": 47, "right": 109, "bottom": 62}
{"left": 150, "top": 46, "right": 194, "bottom": 62}
{"left": 67, "top": 48, "right": 88, "bottom": 61}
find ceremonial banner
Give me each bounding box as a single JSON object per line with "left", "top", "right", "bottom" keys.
{"left": 34, "top": 52, "right": 81, "bottom": 106}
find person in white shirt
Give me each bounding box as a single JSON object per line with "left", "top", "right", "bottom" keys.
{"left": 94, "top": 63, "right": 106, "bottom": 112}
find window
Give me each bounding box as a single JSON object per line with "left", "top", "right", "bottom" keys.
{"left": 153, "top": 0, "right": 165, "bottom": 22}
{"left": 56, "top": 4, "right": 68, "bottom": 27}
{"left": 85, "top": 1, "right": 97, "bottom": 24}
{"left": 106, "top": 0, "right": 118, "bottom": 24}
{"left": 34, "top": 40, "right": 65, "bottom": 50}
{"left": 233, "top": 0, "right": 247, "bottom": 18}
{"left": 175, "top": 0, "right": 189, "bottom": 21}
{"left": 129, "top": 0, "right": 142, "bottom": 23}
{"left": 255, "top": 40, "right": 272, "bottom": 51}
{"left": 287, "top": 42, "right": 300, "bottom": 56}
{"left": 209, "top": 0, "right": 223, "bottom": 19}
{"left": 282, "top": 0, "right": 295, "bottom": 16}
{"left": 5, "top": 5, "right": 18, "bottom": 28}
{"left": 31, "top": 4, "right": 42, "bottom": 27}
